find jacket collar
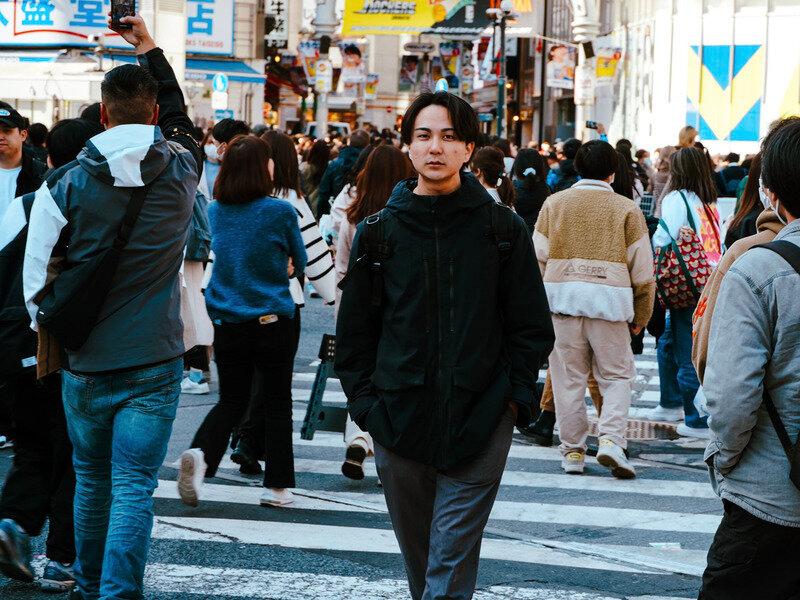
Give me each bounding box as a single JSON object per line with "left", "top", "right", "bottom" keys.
{"left": 572, "top": 179, "right": 613, "bottom": 192}
{"left": 387, "top": 171, "right": 493, "bottom": 218}
{"left": 775, "top": 218, "right": 800, "bottom": 241}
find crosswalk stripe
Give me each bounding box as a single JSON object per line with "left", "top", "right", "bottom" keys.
{"left": 140, "top": 563, "right": 651, "bottom": 599}
{"left": 151, "top": 517, "right": 649, "bottom": 573}
{"left": 211, "top": 456, "right": 716, "bottom": 499}
{"left": 154, "top": 478, "right": 720, "bottom": 534}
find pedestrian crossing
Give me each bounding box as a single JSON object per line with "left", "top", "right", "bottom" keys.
{"left": 140, "top": 343, "right": 716, "bottom": 600}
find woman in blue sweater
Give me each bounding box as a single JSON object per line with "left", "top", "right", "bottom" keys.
{"left": 178, "top": 135, "right": 307, "bottom": 508}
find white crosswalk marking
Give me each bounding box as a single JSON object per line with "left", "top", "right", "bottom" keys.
{"left": 146, "top": 339, "right": 713, "bottom": 599}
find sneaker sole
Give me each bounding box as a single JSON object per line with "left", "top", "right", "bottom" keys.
{"left": 178, "top": 454, "right": 200, "bottom": 507}
{"left": 596, "top": 453, "right": 636, "bottom": 479}
{"left": 259, "top": 498, "right": 294, "bottom": 507}
{"left": 562, "top": 466, "right": 584, "bottom": 475}
{"left": 40, "top": 577, "right": 76, "bottom": 593}
{"left": 0, "top": 530, "right": 33, "bottom": 583}
{"left": 180, "top": 387, "right": 210, "bottom": 395}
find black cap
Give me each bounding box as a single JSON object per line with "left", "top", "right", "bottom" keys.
{"left": 0, "top": 107, "right": 28, "bottom": 130}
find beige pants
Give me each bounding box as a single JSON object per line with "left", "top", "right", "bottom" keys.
{"left": 344, "top": 416, "right": 374, "bottom": 455}
{"left": 549, "top": 315, "right": 635, "bottom": 455}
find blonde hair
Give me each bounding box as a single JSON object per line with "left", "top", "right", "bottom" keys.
{"left": 678, "top": 126, "right": 698, "bottom": 148}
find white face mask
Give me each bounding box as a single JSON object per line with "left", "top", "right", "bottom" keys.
{"left": 204, "top": 143, "right": 219, "bottom": 161}
{"left": 760, "top": 178, "right": 787, "bottom": 225}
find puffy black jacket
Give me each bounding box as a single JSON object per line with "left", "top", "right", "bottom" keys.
{"left": 335, "top": 173, "right": 554, "bottom": 469}
{"left": 513, "top": 178, "right": 550, "bottom": 233}
{"left": 316, "top": 145, "right": 362, "bottom": 217}
{"left": 551, "top": 159, "right": 580, "bottom": 193}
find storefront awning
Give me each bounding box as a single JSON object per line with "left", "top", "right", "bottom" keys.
{"left": 185, "top": 58, "right": 265, "bottom": 84}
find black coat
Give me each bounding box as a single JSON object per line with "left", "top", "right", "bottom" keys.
{"left": 15, "top": 150, "right": 47, "bottom": 198}
{"left": 551, "top": 159, "right": 579, "bottom": 193}
{"left": 513, "top": 178, "right": 550, "bottom": 232}
{"left": 335, "top": 173, "right": 554, "bottom": 469}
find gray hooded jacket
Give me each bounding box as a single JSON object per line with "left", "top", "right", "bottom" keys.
{"left": 704, "top": 218, "right": 800, "bottom": 527}
{"left": 23, "top": 123, "right": 198, "bottom": 372}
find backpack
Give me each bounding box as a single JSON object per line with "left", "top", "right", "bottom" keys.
{"left": 0, "top": 195, "right": 37, "bottom": 378}
{"left": 360, "top": 202, "right": 515, "bottom": 308}
{"left": 185, "top": 189, "right": 211, "bottom": 262}
{"left": 749, "top": 240, "right": 800, "bottom": 492}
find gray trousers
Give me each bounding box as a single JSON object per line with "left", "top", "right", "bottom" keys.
{"left": 374, "top": 406, "right": 515, "bottom": 600}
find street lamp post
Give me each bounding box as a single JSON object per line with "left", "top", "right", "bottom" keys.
{"left": 312, "top": 0, "right": 338, "bottom": 138}
{"left": 571, "top": 0, "right": 600, "bottom": 141}
{"left": 488, "top": 1, "right": 517, "bottom": 139}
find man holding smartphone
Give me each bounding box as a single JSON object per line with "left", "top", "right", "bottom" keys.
{"left": 23, "top": 13, "right": 202, "bottom": 600}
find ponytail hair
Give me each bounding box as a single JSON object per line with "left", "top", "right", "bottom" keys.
{"left": 512, "top": 148, "right": 547, "bottom": 194}
{"left": 471, "top": 146, "right": 516, "bottom": 208}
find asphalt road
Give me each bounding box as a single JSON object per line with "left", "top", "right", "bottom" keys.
{"left": 0, "top": 296, "right": 718, "bottom": 599}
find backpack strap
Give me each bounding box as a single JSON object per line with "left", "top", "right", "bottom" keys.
{"left": 750, "top": 240, "right": 800, "bottom": 465}
{"left": 489, "top": 203, "right": 514, "bottom": 262}
{"left": 362, "top": 209, "right": 391, "bottom": 308}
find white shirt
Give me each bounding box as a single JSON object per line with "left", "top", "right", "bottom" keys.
{"left": 0, "top": 166, "right": 22, "bottom": 220}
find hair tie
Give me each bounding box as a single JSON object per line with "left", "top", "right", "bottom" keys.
{"left": 496, "top": 177, "right": 503, "bottom": 187}
{"left": 523, "top": 167, "right": 537, "bottom": 176}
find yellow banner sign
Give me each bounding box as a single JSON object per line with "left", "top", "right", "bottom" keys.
{"left": 342, "top": 0, "right": 477, "bottom": 37}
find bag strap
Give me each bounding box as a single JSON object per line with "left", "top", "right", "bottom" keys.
{"left": 678, "top": 191, "right": 699, "bottom": 232}
{"left": 363, "top": 210, "right": 390, "bottom": 308}
{"left": 750, "top": 240, "right": 800, "bottom": 463}
{"left": 489, "top": 203, "right": 514, "bottom": 261}
{"left": 113, "top": 184, "right": 151, "bottom": 251}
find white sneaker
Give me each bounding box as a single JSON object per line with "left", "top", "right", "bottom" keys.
{"left": 634, "top": 405, "right": 684, "bottom": 422}
{"left": 177, "top": 448, "right": 207, "bottom": 507}
{"left": 181, "top": 369, "right": 210, "bottom": 395}
{"left": 561, "top": 451, "right": 585, "bottom": 475}
{"left": 676, "top": 423, "right": 711, "bottom": 439}
{"left": 260, "top": 488, "right": 294, "bottom": 507}
{"left": 596, "top": 439, "right": 636, "bottom": 479}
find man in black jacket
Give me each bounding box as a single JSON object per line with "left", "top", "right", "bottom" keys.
{"left": 315, "top": 128, "right": 369, "bottom": 217}
{"left": 0, "top": 118, "right": 103, "bottom": 593}
{"left": 335, "top": 92, "right": 554, "bottom": 599}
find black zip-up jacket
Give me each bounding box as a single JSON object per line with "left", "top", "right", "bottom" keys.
{"left": 335, "top": 173, "right": 554, "bottom": 469}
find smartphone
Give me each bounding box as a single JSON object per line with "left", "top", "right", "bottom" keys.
{"left": 585, "top": 120, "right": 598, "bottom": 130}
{"left": 111, "top": 0, "right": 136, "bottom": 29}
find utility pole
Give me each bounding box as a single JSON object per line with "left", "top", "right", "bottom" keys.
{"left": 571, "top": 0, "right": 600, "bottom": 141}
{"left": 312, "top": 0, "right": 338, "bottom": 138}
{"left": 488, "top": 1, "right": 517, "bottom": 139}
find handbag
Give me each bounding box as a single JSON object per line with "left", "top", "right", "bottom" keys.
{"left": 750, "top": 240, "right": 800, "bottom": 491}
{"left": 35, "top": 183, "right": 151, "bottom": 351}
{"left": 653, "top": 191, "right": 716, "bottom": 310}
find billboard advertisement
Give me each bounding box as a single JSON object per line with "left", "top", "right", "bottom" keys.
{"left": 342, "top": 0, "right": 490, "bottom": 38}
{"left": 0, "top": 0, "right": 235, "bottom": 56}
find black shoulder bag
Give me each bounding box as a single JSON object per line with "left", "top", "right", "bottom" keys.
{"left": 36, "top": 184, "right": 151, "bottom": 351}
{"left": 751, "top": 240, "right": 800, "bottom": 491}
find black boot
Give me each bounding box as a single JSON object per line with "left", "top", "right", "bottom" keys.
{"left": 230, "top": 439, "right": 262, "bottom": 475}
{"left": 521, "top": 410, "right": 556, "bottom": 447}
{"left": 341, "top": 445, "right": 367, "bottom": 480}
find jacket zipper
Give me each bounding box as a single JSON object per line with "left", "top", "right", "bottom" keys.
{"left": 448, "top": 258, "right": 455, "bottom": 333}
{"left": 423, "top": 257, "right": 432, "bottom": 334}
{"left": 434, "top": 217, "right": 447, "bottom": 466}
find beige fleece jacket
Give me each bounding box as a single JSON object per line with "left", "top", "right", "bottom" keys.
{"left": 692, "top": 209, "right": 784, "bottom": 384}
{"left": 534, "top": 180, "right": 655, "bottom": 327}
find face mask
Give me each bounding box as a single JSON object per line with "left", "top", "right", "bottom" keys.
{"left": 760, "top": 178, "right": 787, "bottom": 225}
{"left": 204, "top": 144, "right": 218, "bottom": 161}
{"left": 643, "top": 158, "right": 652, "bottom": 167}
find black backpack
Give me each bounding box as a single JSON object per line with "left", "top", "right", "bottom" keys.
{"left": 0, "top": 195, "right": 37, "bottom": 378}
{"left": 36, "top": 183, "right": 151, "bottom": 351}
{"left": 750, "top": 240, "right": 800, "bottom": 491}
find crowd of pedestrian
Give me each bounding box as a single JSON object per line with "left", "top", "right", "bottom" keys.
{"left": 0, "top": 12, "right": 798, "bottom": 600}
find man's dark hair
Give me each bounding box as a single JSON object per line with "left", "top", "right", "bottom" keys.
{"left": 343, "top": 44, "right": 361, "bottom": 58}
{"left": 212, "top": 118, "right": 251, "bottom": 144}
{"left": 724, "top": 152, "right": 740, "bottom": 163}
{"left": 400, "top": 92, "right": 479, "bottom": 147}
{"left": 574, "top": 140, "right": 618, "bottom": 181}
{"left": 80, "top": 102, "right": 102, "bottom": 124}
{"left": 46, "top": 118, "right": 104, "bottom": 168}
{"left": 761, "top": 116, "right": 800, "bottom": 216}
{"left": 349, "top": 129, "right": 370, "bottom": 149}
{"left": 28, "top": 123, "right": 48, "bottom": 146}
{"left": 100, "top": 64, "right": 158, "bottom": 125}
{"left": 562, "top": 138, "right": 582, "bottom": 160}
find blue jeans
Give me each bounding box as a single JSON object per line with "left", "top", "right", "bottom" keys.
{"left": 657, "top": 308, "right": 707, "bottom": 428}
{"left": 62, "top": 358, "right": 182, "bottom": 600}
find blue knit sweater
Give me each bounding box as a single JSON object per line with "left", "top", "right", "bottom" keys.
{"left": 204, "top": 196, "right": 307, "bottom": 322}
